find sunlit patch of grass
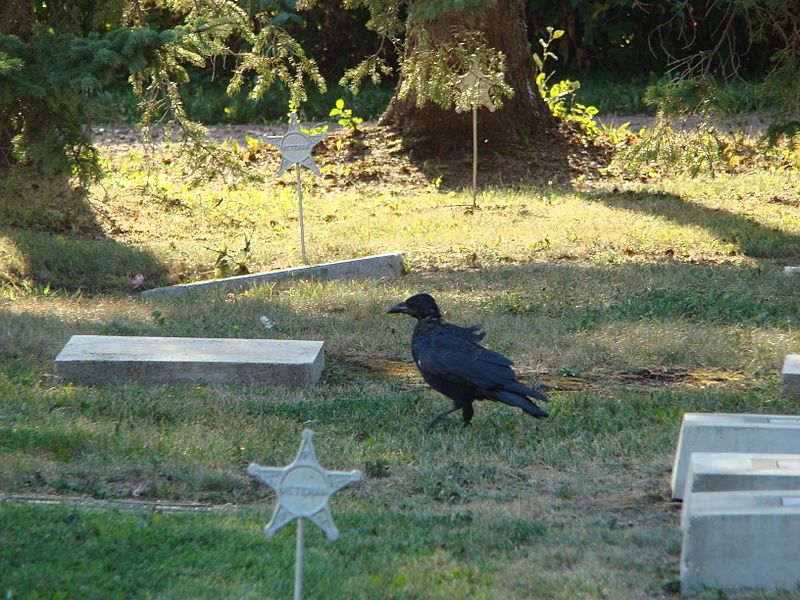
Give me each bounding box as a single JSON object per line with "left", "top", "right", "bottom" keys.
{"left": 7, "top": 144, "right": 800, "bottom": 292}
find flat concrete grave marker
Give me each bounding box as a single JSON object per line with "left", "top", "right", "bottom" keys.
{"left": 54, "top": 335, "right": 324, "bottom": 387}
{"left": 769, "top": 416, "right": 800, "bottom": 424}
{"left": 671, "top": 413, "right": 800, "bottom": 500}
{"left": 140, "top": 252, "right": 405, "bottom": 299}
{"left": 784, "top": 266, "right": 800, "bottom": 274}
{"left": 681, "top": 490, "right": 800, "bottom": 594}
{"left": 681, "top": 452, "right": 800, "bottom": 529}
{"left": 248, "top": 430, "right": 362, "bottom": 600}
{"left": 782, "top": 354, "right": 800, "bottom": 395}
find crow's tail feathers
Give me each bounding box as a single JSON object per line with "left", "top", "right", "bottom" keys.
{"left": 493, "top": 390, "right": 549, "bottom": 419}
{"left": 508, "top": 381, "right": 550, "bottom": 404}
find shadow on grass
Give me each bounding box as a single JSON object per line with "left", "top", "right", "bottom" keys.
{"left": 582, "top": 189, "right": 800, "bottom": 259}
{"left": 400, "top": 260, "right": 800, "bottom": 329}
{"left": 405, "top": 131, "right": 577, "bottom": 193}
{"left": 0, "top": 504, "right": 380, "bottom": 598}
{"left": 315, "top": 125, "right": 578, "bottom": 199}
{"left": 1, "top": 228, "right": 169, "bottom": 293}
{"left": 0, "top": 306, "right": 159, "bottom": 366}
{"left": 0, "top": 173, "right": 169, "bottom": 293}
{"left": 0, "top": 498, "right": 668, "bottom": 599}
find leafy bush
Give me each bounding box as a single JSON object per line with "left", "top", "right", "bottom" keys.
{"left": 533, "top": 27, "right": 604, "bottom": 140}
{"left": 329, "top": 98, "right": 363, "bottom": 132}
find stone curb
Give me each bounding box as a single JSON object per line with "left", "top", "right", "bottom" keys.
{"left": 141, "top": 252, "right": 405, "bottom": 299}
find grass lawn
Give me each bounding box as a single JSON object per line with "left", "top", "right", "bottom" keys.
{"left": 1, "top": 139, "right": 800, "bottom": 598}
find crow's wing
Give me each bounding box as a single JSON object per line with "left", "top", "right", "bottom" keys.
{"left": 413, "top": 328, "right": 547, "bottom": 403}
{"left": 441, "top": 322, "right": 486, "bottom": 343}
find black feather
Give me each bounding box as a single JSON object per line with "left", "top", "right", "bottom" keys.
{"left": 387, "top": 293, "right": 549, "bottom": 430}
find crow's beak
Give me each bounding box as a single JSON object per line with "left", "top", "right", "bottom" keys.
{"left": 386, "top": 301, "right": 408, "bottom": 315}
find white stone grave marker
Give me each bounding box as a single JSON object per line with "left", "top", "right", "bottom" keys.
{"left": 681, "top": 452, "right": 800, "bottom": 529}
{"left": 54, "top": 335, "right": 324, "bottom": 387}
{"left": 264, "top": 113, "right": 327, "bottom": 264}
{"left": 248, "top": 430, "right": 362, "bottom": 599}
{"left": 681, "top": 490, "right": 800, "bottom": 593}
{"left": 455, "top": 68, "right": 496, "bottom": 208}
{"left": 671, "top": 413, "right": 800, "bottom": 499}
{"left": 782, "top": 354, "right": 800, "bottom": 395}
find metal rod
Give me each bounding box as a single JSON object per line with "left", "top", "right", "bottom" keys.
{"left": 472, "top": 106, "right": 478, "bottom": 208}
{"left": 296, "top": 164, "right": 307, "bottom": 264}
{"left": 294, "top": 518, "right": 304, "bottom": 600}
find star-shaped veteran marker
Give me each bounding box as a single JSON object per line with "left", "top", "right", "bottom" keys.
{"left": 248, "top": 430, "right": 362, "bottom": 541}
{"left": 455, "top": 69, "right": 496, "bottom": 113}
{"left": 264, "top": 113, "right": 328, "bottom": 176}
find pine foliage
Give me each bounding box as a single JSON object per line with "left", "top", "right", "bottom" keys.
{"left": 334, "top": 0, "right": 513, "bottom": 110}
{"left": 0, "top": 0, "right": 324, "bottom": 181}
{"left": 2, "top": 0, "right": 515, "bottom": 181}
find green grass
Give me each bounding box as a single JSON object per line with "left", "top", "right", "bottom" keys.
{"left": 0, "top": 497, "right": 676, "bottom": 599}
{"left": 1, "top": 140, "right": 800, "bottom": 597}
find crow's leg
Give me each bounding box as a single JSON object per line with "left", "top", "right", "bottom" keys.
{"left": 460, "top": 402, "right": 474, "bottom": 428}
{"left": 425, "top": 406, "right": 460, "bottom": 432}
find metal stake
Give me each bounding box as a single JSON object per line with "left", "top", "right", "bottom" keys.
{"left": 472, "top": 106, "right": 478, "bottom": 208}
{"left": 296, "top": 164, "right": 307, "bottom": 264}
{"left": 294, "top": 517, "right": 304, "bottom": 600}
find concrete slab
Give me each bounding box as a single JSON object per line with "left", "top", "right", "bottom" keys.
{"left": 141, "top": 253, "right": 405, "bottom": 299}
{"left": 681, "top": 490, "right": 800, "bottom": 594}
{"left": 784, "top": 266, "right": 800, "bottom": 274}
{"left": 681, "top": 453, "right": 800, "bottom": 529}
{"left": 782, "top": 355, "right": 800, "bottom": 395}
{"left": 671, "top": 413, "right": 800, "bottom": 500}
{"left": 54, "top": 335, "right": 324, "bottom": 387}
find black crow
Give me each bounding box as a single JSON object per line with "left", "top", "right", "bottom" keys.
{"left": 387, "top": 293, "right": 549, "bottom": 430}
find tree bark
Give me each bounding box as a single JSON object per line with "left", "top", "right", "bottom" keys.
{"left": 380, "top": 0, "right": 555, "bottom": 148}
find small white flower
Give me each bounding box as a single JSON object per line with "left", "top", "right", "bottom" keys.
{"left": 131, "top": 274, "right": 145, "bottom": 288}
{"left": 260, "top": 316, "right": 275, "bottom": 330}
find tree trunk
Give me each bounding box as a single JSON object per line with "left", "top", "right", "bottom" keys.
{"left": 380, "top": 0, "right": 555, "bottom": 148}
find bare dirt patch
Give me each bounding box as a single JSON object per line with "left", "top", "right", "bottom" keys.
{"left": 339, "top": 357, "right": 748, "bottom": 393}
